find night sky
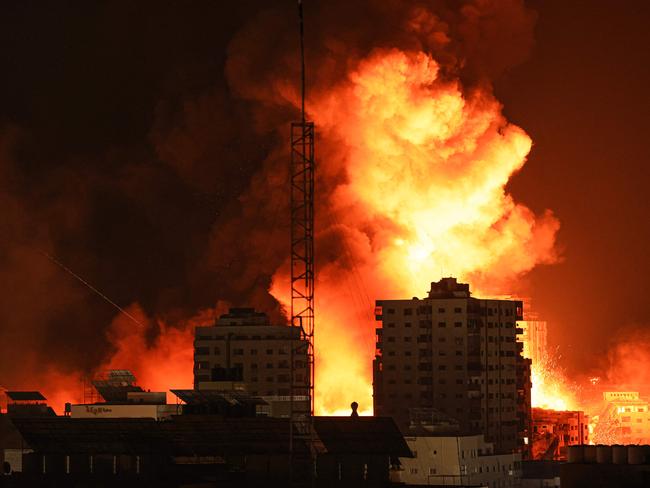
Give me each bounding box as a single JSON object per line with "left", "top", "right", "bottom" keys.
{"left": 0, "top": 0, "right": 649, "bottom": 388}
{"left": 499, "top": 0, "right": 650, "bottom": 376}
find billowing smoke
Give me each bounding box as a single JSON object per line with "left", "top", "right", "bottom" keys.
{"left": 0, "top": 0, "right": 558, "bottom": 413}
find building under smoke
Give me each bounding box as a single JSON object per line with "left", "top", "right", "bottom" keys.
{"left": 193, "top": 308, "right": 309, "bottom": 416}
{"left": 373, "top": 277, "right": 530, "bottom": 454}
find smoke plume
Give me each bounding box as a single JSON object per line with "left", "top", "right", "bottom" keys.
{"left": 0, "top": 0, "right": 558, "bottom": 414}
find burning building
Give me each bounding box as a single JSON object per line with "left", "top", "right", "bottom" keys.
{"left": 531, "top": 408, "right": 589, "bottom": 461}
{"left": 593, "top": 392, "right": 650, "bottom": 445}
{"left": 518, "top": 302, "right": 548, "bottom": 369}
{"left": 373, "top": 277, "right": 529, "bottom": 453}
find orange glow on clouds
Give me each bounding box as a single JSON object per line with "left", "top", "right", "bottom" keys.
{"left": 273, "top": 49, "right": 559, "bottom": 414}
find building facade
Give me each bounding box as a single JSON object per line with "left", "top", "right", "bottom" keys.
{"left": 531, "top": 408, "right": 589, "bottom": 460}
{"left": 595, "top": 392, "right": 650, "bottom": 444}
{"left": 373, "top": 277, "right": 527, "bottom": 453}
{"left": 518, "top": 298, "right": 548, "bottom": 369}
{"left": 193, "top": 308, "right": 309, "bottom": 400}
{"left": 395, "top": 433, "right": 522, "bottom": 487}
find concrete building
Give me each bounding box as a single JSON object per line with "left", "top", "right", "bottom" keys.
{"left": 373, "top": 277, "right": 528, "bottom": 453}
{"left": 395, "top": 433, "right": 522, "bottom": 487}
{"left": 531, "top": 408, "right": 589, "bottom": 461}
{"left": 193, "top": 308, "right": 310, "bottom": 415}
{"left": 595, "top": 392, "right": 650, "bottom": 444}
{"left": 518, "top": 299, "right": 548, "bottom": 368}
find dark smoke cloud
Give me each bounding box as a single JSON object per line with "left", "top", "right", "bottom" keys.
{"left": 0, "top": 0, "right": 537, "bottom": 391}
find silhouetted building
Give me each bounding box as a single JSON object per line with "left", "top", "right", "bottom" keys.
{"left": 5, "top": 392, "right": 55, "bottom": 418}
{"left": 521, "top": 460, "right": 561, "bottom": 487}
{"left": 373, "top": 277, "right": 528, "bottom": 453}
{"left": 561, "top": 444, "right": 650, "bottom": 488}
{"left": 517, "top": 354, "right": 533, "bottom": 458}
{"left": 5, "top": 415, "right": 411, "bottom": 487}
{"left": 193, "top": 307, "right": 310, "bottom": 416}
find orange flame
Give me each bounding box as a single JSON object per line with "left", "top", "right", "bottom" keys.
{"left": 530, "top": 357, "right": 577, "bottom": 411}
{"left": 273, "top": 49, "right": 559, "bottom": 414}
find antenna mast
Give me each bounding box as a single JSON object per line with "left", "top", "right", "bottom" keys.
{"left": 290, "top": 0, "right": 315, "bottom": 482}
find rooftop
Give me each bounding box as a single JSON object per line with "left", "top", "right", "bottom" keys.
{"left": 5, "top": 391, "right": 46, "bottom": 402}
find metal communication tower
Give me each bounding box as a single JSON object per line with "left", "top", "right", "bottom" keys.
{"left": 289, "top": 0, "right": 315, "bottom": 482}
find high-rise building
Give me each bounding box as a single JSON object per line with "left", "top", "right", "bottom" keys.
{"left": 373, "top": 277, "right": 528, "bottom": 453}
{"left": 193, "top": 308, "right": 309, "bottom": 401}
{"left": 519, "top": 299, "right": 548, "bottom": 367}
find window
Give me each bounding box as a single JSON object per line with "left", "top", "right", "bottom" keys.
{"left": 404, "top": 337, "right": 412, "bottom": 342}
{"left": 387, "top": 308, "right": 396, "bottom": 314}
{"left": 233, "top": 348, "right": 244, "bottom": 355}
{"left": 404, "top": 308, "right": 413, "bottom": 316}
{"left": 438, "top": 322, "right": 446, "bottom": 328}
{"left": 266, "top": 363, "right": 274, "bottom": 369}
{"left": 454, "top": 322, "right": 462, "bottom": 327}
{"left": 195, "top": 347, "right": 210, "bottom": 355}
{"left": 429, "top": 468, "right": 437, "bottom": 475}
{"left": 266, "top": 349, "right": 273, "bottom": 355}
{"left": 454, "top": 307, "right": 462, "bottom": 313}
{"left": 410, "top": 468, "right": 418, "bottom": 474}
{"left": 438, "top": 308, "right": 445, "bottom": 313}
{"left": 250, "top": 349, "right": 258, "bottom": 355}
{"left": 387, "top": 322, "right": 395, "bottom": 328}
{"left": 405, "top": 322, "right": 412, "bottom": 328}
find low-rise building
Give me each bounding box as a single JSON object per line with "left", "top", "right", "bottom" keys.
{"left": 532, "top": 408, "right": 589, "bottom": 460}
{"left": 395, "top": 433, "right": 521, "bottom": 487}
{"left": 596, "top": 392, "right": 650, "bottom": 444}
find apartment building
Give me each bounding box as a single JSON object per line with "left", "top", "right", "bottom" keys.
{"left": 373, "top": 277, "right": 528, "bottom": 453}
{"left": 193, "top": 308, "right": 309, "bottom": 401}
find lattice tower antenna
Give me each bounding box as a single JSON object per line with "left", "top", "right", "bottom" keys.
{"left": 289, "top": 0, "right": 316, "bottom": 483}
